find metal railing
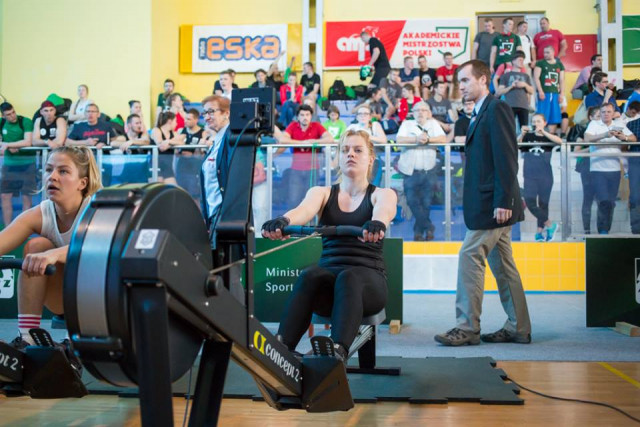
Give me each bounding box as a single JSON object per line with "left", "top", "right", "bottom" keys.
{"left": 3, "top": 141, "right": 639, "bottom": 241}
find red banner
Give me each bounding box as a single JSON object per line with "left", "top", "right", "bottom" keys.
{"left": 562, "top": 34, "right": 598, "bottom": 72}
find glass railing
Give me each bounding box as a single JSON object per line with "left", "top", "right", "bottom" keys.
{"left": 2, "top": 142, "right": 638, "bottom": 241}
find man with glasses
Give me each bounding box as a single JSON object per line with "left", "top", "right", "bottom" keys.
{"left": 584, "top": 103, "right": 632, "bottom": 234}
{"left": 395, "top": 102, "right": 446, "bottom": 241}
{"left": 67, "top": 103, "right": 123, "bottom": 185}
{"left": 585, "top": 72, "right": 620, "bottom": 114}
{"left": 67, "top": 104, "right": 118, "bottom": 148}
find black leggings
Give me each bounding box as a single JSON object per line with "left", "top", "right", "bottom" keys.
{"left": 277, "top": 264, "right": 387, "bottom": 351}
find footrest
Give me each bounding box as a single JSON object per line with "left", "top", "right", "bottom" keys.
{"left": 29, "top": 328, "right": 55, "bottom": 347}
{"left": 310, "top": 336, "right": 335, "bottom": 357}
{"left": 0, "top": 341, "right": 24, "bottom": 383}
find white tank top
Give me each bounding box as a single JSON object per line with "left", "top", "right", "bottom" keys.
{"left": 40, "top": 197, "right": 90, "bottom": 247}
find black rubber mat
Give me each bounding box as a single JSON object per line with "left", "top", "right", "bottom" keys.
{"left": 82, "top": 356, "right": 522, "bottom": 405}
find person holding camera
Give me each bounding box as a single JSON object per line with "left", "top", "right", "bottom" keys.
{"left": 395, "top": 101, "right": 446, "bottom": 241}
{"left": 518, "top": 114, "right": 562, "bottom": 241}
{"left": 584, "top": 103, "right": 633, "bottom": 234}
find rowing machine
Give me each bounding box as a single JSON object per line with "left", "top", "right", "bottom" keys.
{"left": 62, "top": 88, "right": 354, "bottom": 426}
{"left": 0, "top": 259, "right": 86, "bottom": 398}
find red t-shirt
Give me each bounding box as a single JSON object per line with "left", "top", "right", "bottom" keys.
{"left": 533, "top": 29, "right": 564, "bottom": 60}
{"left": 398, "top": 96, "right": 423, "bottom": 121}
{"left": 285, "top": 121, "right": 327, "bottom": 170}
{"left": 174, "top": 113, "right": 185, "bottom": 132}
{"left": 436, "top": 64, "right": 458, "bottom": 81}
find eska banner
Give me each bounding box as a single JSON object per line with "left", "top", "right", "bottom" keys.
{"left": 180, "top": 24, "right": 288, "bottom": 73}
{"left": 325, "top": 19, "right": 470, "bottom": 69}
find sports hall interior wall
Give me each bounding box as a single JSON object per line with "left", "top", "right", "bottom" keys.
{"left": 0, "top": 0, "right": 152, "bottom": 123}
{"left": 4, "top": 0, "right": 637, "bottom": 122}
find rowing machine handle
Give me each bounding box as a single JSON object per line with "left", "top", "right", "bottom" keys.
{"left": 0, "top": 258, "right": 56, "bottom": 275}
{"left": 282, "top": 225, "right": 363, "bottom": 237}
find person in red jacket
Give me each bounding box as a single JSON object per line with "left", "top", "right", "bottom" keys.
{"left": 279, "top": 72, "right": 304, "bottom": 126}
{"left": 398, "top": 84, "right": 422, "bottom": 122}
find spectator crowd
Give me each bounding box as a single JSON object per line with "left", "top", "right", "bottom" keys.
{"left": 1, "top": 16, "right": 639, "bottom": 238}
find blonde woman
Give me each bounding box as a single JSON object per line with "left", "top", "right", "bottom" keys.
{"left": 0, "top": 146, "right": 101, "bottom": 348}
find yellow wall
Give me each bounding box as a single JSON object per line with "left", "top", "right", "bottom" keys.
{"left": 0, "top": 0, "right": 151, "bottom": 124}
{"left": 0, "top": 0, "right": 627, "bottom": 123}
{"left": 404, "top": 242, "right": 586, "bottom": 292}
{"left": 623, "top": 0, "right": 640, "bottom": 80}
{"left": 150, "top": 0, "right": 302, "bottom": 118}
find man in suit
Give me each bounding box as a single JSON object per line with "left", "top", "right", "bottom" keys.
{"left": 435, "top": 60, "right": 531, "bottom": 346}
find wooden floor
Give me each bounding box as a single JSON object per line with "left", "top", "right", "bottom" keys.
{"left": 1, "top": 361, "right": 639, "bottom": 426}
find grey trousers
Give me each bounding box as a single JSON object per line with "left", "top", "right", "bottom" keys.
{"left": 455, "top": 226, "right": 531, "bottom": 336}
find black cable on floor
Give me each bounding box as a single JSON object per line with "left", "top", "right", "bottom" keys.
{"left": 182, "top": 366, "right": 194, "bottom": 427}
{"left": 505, "top": 376, "right": 640, "bottom": 424}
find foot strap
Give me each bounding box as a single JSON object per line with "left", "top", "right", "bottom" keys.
{"left": 310, "top": 336, "right": 335, "bottom": 357}
{"left": 29, "top": 328, "right": 55, "bottom": 347}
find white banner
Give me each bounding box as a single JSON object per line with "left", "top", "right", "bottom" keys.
{"left": 192, "top": 24, "right": 288, "bottom": 73}
{"left": 0, "top": 256, "right": 15, "bottom": 300}
{"left": 388, "top": 20, "right": 470, "bottom": 68}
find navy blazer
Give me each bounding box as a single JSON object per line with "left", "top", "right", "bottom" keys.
{"left": 200, "top": 126, "right": 232, "bottom": 229}
{"left": 463, "top": 94, "right": 524, "bottom": 230}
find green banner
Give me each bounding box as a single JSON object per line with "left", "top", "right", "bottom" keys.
{"left": 0, "top": 233, "right": 53, "bottom": 320}
{"left": 586, "top": 238, "right": 640, "bottom": 327}
{"left": 251, "top": 237, "right": 403, "bottom": 325}
{"left": 623, "top": 15, "right": 640, "bottom": 65}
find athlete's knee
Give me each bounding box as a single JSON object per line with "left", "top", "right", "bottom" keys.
{"left": 334, "top": 269, "right": 365, "bottom": 295}
{"left": 23, "top": 237, "right": 55, "bottom": 255}
{"left": 295, "top": 266, "right": 331, "bottom": 291}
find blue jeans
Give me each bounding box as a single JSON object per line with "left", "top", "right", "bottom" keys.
{"left": 404, "top": 169, "right": 438, "bottom": 236}
{"left": 523, "top": 169, "right": 553, "bottom": 229}
{"left": 579, "top": 169, "right": 596, "bottom": 233}
{"left": 591, "top": 171, "right": 620, "bottom": 233}
{"left": 628, "top": 157, "right": 640, "bottom": 234}
{"left": 281, "top": 101, "right": 299, "bottom": 127}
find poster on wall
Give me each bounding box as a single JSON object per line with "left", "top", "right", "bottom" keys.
{"left": 562, "top": 34, "right": 598, "bottom": 72}
{"left": 325, "top": 19, "right": 470, "bottom": 69}
{"left": 622, "top": 15, "right": 640, "bottom": 65}
{"left": 180, "top": 24, "right": 288, "bottom": 73}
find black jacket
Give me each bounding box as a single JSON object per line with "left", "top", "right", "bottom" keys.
{"left": 200, "top": 126, "right": 231, "bottom": 229}
{"left": 463, "top": 94, "right": 524, "bottom": 230}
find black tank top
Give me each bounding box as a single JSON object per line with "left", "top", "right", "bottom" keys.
{"left": 39, "top": 117, "right": 59, "bottom": 141}
{"left": 153, "top": 128, "right": 175, "bottom": 154}
{"left": 318, "top": 184, "right": 385, "bottom": 271}
{"left": 126, "top": 131, "right": 145, "bottom": 154}
{"left": 179, "top": 127, "right": 205, "bottom": 153}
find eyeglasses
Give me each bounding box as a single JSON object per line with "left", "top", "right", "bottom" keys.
{"left": 356, "top": 112, "right": 370, "bottom": 116}
{"left": 204, "top": 108, "right": 221, "bottom": 116}
{"left": 86, "top": 110, "right": 99, "bottom": 114}
{"left": 413, "top": 108, "right": 430, "bottom": 112}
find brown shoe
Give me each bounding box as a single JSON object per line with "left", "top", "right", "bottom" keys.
{"left": 480, "top": 328, "right": 531, "bottom": 344}
{"left": 434, "top": 328, "right": 480, "bottom": 346}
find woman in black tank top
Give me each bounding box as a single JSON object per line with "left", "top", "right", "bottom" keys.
{"left": 150, "top": 111, "right": 180, "bottom": 184}
{"left": 262, "top": 130, "right": 397, "bottom": 358}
